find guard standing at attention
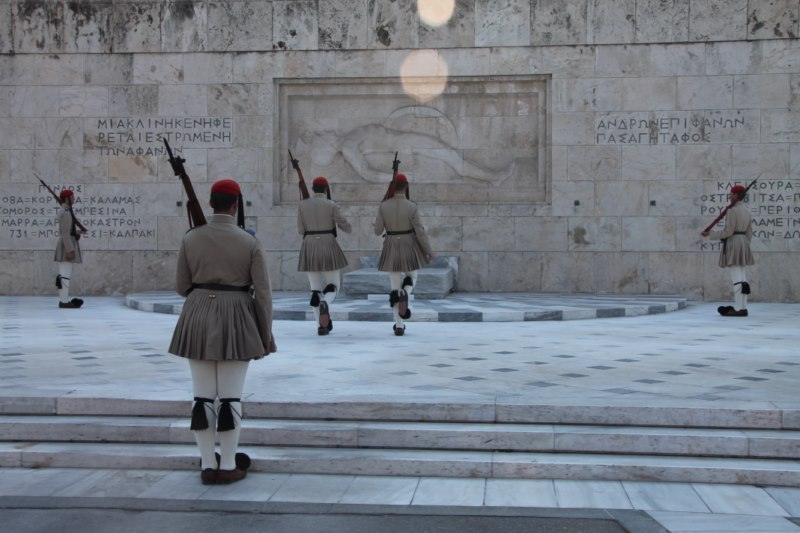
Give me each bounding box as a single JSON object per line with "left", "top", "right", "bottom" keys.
{"left": 169, "top": 178, "right": 277, "bottom": 485}
{"left": 54, "top": 189, "right": 86, "bottom": 309}
{"left": 702, "top": 184, "right": 755, "bottom": 317}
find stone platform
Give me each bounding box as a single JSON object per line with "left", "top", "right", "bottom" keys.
{"left": 343, "top": 257, "right": 457, "bottom": 299}
{"left": 125, "top": 291, "right": 687, "bottom": 322}
{"left": 1, "top": 296, "right": 799, "bottom": 531}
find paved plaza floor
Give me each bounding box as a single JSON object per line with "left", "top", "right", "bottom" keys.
{"left": 1, "top": 295, "right": 799, "bottom": 532}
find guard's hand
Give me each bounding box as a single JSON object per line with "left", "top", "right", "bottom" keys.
{"left": 428, "top": 252, "right": 436, "bottom": 261}
{"left": 81, "top": 229, "right": 88, "bottom": 235}
{"left": 700, "top": 231, "right": 709, "bottom": 237}
{"left": 66, "top": 251, "right": 76, "bottom": 261}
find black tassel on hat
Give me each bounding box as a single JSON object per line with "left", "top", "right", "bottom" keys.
{"left": 217, "top": 398, "right": 241, "bottom": 432}
{"left": 190, "top": 397, "right": 213, "bottom": 431}
{"left": 237, "top": 194, "right": 245, "bottom": 229}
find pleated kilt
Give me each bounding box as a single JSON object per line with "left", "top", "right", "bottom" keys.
{"left": 378, "top": 234, "right": 430, "bottom": 272}
{"left": 298, "top": 234, "right": 348, "bottom": 272}
{"left": 719, "top": 234, "right": 755, "bottom": 267}
{"left": 169, "top": 288, "right": 265, "bottom": 361}
{"left": 54, "top": 240, "right": 82, "bottom": 263}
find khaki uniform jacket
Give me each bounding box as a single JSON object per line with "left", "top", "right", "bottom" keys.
{"left": 297, "top": 193, "right": 352, "bottom": 272}
{"left": 54, "top": 205, "right": 82, "bottom": 263}
{"left": 374, "top": 195, "right": 432, "bottom": 272}
{"left": 708, "top": 201, "right": 755, "bottom": 267}
{"left": 170, "top": 214, "right": 276, "bottom": 359}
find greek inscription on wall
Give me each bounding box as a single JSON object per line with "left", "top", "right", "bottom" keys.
{"left": 85, "top": 116, "right": 233, "bottom": 155}
{"left": 1, "top": 185, "right": 155, "bottom": 247}
{"left": 699, "top": 180, "right": 800, "bottom": 251}
{"left": 596, "top": 111, "right": 754, "bottom": 145}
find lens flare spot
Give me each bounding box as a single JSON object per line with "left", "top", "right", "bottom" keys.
{"left": 418, "top": 0, "right": 455, "bottom": 27}
{"left": 400, "top": 50, "right": 449, "bottom": 103}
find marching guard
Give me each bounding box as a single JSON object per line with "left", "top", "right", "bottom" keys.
{"left": 374, "top": 173, "right": 434, "bottom": 336}
{"left": 297, "top": 176, "right": 352, "bottom": 336}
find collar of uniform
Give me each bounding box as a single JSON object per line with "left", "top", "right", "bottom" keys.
{"left": 313, "top": 192, "right": 327, "bottom": 198}
{"left": 210, "top": 213, "right": 235, "bottom": 224}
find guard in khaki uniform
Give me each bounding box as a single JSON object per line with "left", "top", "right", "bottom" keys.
{"left": 374, "top": 174, "right": 434, "bottom": 336}
{"left": 297, "top": 176, "right": 352, "bottom": 336}
{"left": 54, "top": 189, "right": 86, "bottom": 308}
{"left": 702, "top": 184, "right": 755, "bottom": 317}
{"left": 169, "top": 179, "right": 277, "bottom": 485}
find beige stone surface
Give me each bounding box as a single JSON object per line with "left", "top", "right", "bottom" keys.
{"left": 0, "top": 1, "right": 798, "bottom": 300}
{"left": 747, "top": 0, "right": 799, "bottom": 40}
{"left": 488, "top": 252, "right": 543, "bottom": 291}
{"left": 0, "top": 3, "right": 10, "bottom": 54}
{"left": 208, "top": 1, "right": 273, "bottom": 52}
{"left": 635, "top": 0, "right": 689, "bottom": 43}
{"left": 594, "top": 252, "right": 649, "bottom": 293}
{"left": 419, "top": 0, "right": 474, "bottom": 49}
{"left": 476, "top": 0, "right": 531, "bottom": 47}
{"left": 586, "top": 0, "right": 635, "bottom": 45}
{"left": 273, "top": 0, "right": 318, "bottom": 51}
{"left": 568, "top": 217, "right": 621, "bottom": 252}
{"left": 677, "top": 76, "right": 733, "bottom": 110}
{"left": 689, "top": 0, "right": 748, "bottom": 42}
{"left": 531, "top": 0, "right": 587, "bottom": 46}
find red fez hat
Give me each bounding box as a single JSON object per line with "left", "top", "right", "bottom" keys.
{"left": 395, "top": 173, "right": 408, "bottom": 184}
{"left": 210, "top": 179, "right": 241, "bottom": 196}
{"left": 59, "top": 189, "right": 74, "bottom": 199}
{"left": 312, "top": 176, "right": 329, "bottom": 187}
{"left": 730, "top": 185, "right": 746, "bottom": 194}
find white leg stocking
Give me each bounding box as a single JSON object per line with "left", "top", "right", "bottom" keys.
{"left": 216, "top": 360, "right": 249, "bottom": 471}
{"left": 58, "top": 262, "right": 73, "bottom": 303}
{"left": 307, "top": 272, "right": 324, "bottom": 322}
{"left": 728, "top": 266, "right": 747, "bottom": 310}
{"left": 188, "top": 359, "right": 218, "bottom": 471}
{"left": 388, "top": 272, "right": 404, "bottom": 328}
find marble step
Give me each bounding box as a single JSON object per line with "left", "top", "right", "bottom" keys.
{"left": 6, "top": 396, "right": 799, "bottom": 430}
{"left": 2, "top": 415, "right": 800, "bottom": 459}
{"left": 1, "top": 441, "right": 799, "bottom": 486}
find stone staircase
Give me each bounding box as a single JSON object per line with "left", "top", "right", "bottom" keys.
{"left": 2, "top": 397, "right": 799, "bottom": 487}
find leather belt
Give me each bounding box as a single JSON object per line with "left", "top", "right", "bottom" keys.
{"left": 191, "top": 283, "right": 250, "bottom": 292}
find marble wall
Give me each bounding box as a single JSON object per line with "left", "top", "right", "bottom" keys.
{"left": 0, "top": 0, "right": 799, "bottom": 302}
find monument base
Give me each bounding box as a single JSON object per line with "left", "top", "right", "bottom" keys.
{"left": 343, "top": 257, "right": 457, "bottom": 299}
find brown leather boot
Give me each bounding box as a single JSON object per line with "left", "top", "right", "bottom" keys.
{"left": 216, "top": 468, "right": 247, "bottom": 484}
{"left": 200, "top": 469, "right": 218, "bottom": 485}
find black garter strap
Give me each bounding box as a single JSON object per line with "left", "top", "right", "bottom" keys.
{"left": 310, "top": 290, "right": 321, "bottom": 307}
{"left": 217, "top": 397, "right": 241, "bottom": 432}
{"left": 190, "top": 397, "right": 214, "bottom": 431}
{"left": 734, "top": 281, "right": 751, "bottom": 295}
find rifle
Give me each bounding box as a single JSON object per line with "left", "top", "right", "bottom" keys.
{"left": 288, "top": 149, "right": 310, "bottom": 200}
{"left": 382, "top": 152, "right": 401, "bottom": 201}
{"left": 34, "top": 174, "right": 89, "bottom": 235}
{"left": 164, "top": 139, "right": 206, "bottom": 228}
{"left": 702, "top": 177, "right": 760, "bottom": 234}
{"left": 289, "top": 150, "right": 337, "bottom": 236}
